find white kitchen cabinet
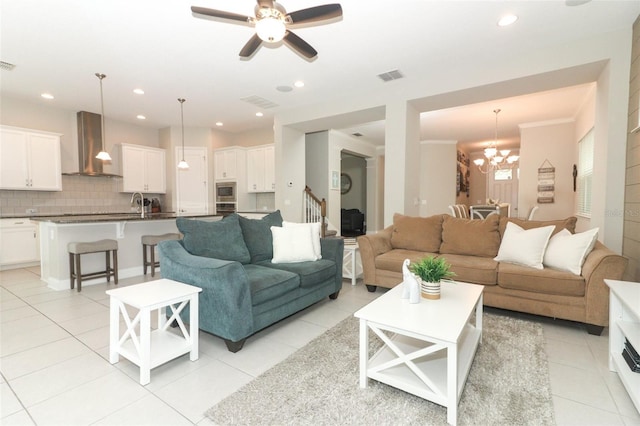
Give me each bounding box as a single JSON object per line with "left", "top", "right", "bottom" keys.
{"left": 0, "top": 218, "right": 40, "bottom": 268}
{"left": 606, "top": 279, "right": 640, "bottom": 413}
{"left": 120, "top": 144, "right": 166, "bottom": 193}
{"left": 246, "top": 145, "right": 275, "bottom": 192}
{"left": 214, "top": 149, "right": 237, "bottom": 181}
{"left": 0, "top": 125, "right": 62, "bottom": 191}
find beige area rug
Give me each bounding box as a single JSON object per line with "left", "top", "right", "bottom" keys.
{"left": 205, "top": 310, "right": 555, "bottom": 426}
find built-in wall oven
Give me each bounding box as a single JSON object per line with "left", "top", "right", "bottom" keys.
{"left": 216, "top": 182, "right": 237, "bottom": 214}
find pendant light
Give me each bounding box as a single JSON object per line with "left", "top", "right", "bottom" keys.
{"left": 94, "top": 73, "right": 112, "bottom": 161}
{"left": 177, "top": 98, "right": 189, "bottom": 170}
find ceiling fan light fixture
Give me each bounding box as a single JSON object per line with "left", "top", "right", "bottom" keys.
{"left": 255, "top": 16, "right": 286, "bottom": 43}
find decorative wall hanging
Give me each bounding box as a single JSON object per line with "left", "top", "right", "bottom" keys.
{"left": 537, "top": 159, "right": 555, "bottom": 204}
{"left": 456, "top": 149, "right": 470, "bottom": 197}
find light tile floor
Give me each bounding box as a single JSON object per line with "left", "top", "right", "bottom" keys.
{"left": 1, "top": 267, "right": 639, "bottom": 425}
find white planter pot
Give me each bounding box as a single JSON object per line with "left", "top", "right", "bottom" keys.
{"left": 418, "top": 278, "right": 441, "bottom": 300}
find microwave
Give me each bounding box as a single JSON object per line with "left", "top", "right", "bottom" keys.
{"left": 216, "top": 182, "right": 236, "bottom": 202}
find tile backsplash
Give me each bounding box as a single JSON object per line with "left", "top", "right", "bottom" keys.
{"left": 0, "top": 175, "right": 165, "bottom": 216}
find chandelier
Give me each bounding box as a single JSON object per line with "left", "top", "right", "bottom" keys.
{"left": 473, "top": 109, "right": 519, "bottom": 174}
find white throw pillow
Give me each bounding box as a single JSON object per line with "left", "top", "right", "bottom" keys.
{"left": 543, "top": 228, "right": 599, "bottom": 275}
{"left": 282, "top": 221, "right": 322, "bottom": 260}
{"left": 271, "top": 225, "right": 318, "bottom": 263}
{"left": 494, "top": 222, "right": 555, "bottom": 269}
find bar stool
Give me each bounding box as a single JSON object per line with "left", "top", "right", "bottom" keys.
{"left": 141, "top": 233, "right": 181, "bottom": 277}
{"left": 68, "top": 239, "right": 118, "bottom": 292}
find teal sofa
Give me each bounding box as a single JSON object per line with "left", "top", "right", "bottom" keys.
{"left": 158, "top": 211, "right": 344, "bottom": 352}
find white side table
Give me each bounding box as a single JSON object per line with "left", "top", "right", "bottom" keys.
{"left": 106, "top": 279, "right": 202, "bottom": 385}
{"left": 605, "top": 279, "right": 640, "bottom": 413}
{"left": 343, "top": 243, "right": 363, "bottom": 286}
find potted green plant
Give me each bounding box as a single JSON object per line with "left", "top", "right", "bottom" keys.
{"left": 410, "top": 256, "right": 455, "bottom": 299}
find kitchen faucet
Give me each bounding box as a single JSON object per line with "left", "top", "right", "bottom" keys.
{"left": 130, "top": 192, "right": 145, "bottom": 218}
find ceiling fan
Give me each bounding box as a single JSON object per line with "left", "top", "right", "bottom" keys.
{"left": 191, "top": 1, "right": 342, "bottom": 59}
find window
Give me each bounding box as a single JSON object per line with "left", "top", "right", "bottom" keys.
{"left": 494, "top": 169, "right": 512, "bottom": 181}
{"left": 576, "top": 128, "right": 594, "bottom": 217}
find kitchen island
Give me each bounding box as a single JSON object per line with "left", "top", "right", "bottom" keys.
{"left": 31, "top": 213, "right": 219, "bottom": 291}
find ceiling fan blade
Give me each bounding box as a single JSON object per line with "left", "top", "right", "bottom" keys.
{"left": 256, "top": 0, "right": 274, "bottom": 8}
{"left": 191, "top": 6, "right": 251, "bottom": 23}
{"left": 287, "top": 4, "right": 342, "bottom": 24}
{"left": 283, "top": 31, "right": 317, "bottom": 59}
{"left": 239, "top": 34, "right": 263, "bottom": 58}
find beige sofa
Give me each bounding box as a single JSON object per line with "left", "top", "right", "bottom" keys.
{"left": 357, "top": 213, "right": 628, "bottom": 334}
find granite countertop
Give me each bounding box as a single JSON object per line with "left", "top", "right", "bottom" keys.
{"left": 25, "top": 212, "right": 220, "bottom": 224}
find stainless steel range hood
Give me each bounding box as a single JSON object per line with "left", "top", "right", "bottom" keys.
{"left": 63, "top": 111, "right": 121, "bottom": 177}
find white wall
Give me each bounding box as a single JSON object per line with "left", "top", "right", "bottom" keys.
{"left": 420, "top": 141, "right": 457, "bottom": 217}
{"left": 519, "top": 121, "right": 576, "bottom": 221}
{"left": 274, "top": 28, "right": 632, "bottom": 250}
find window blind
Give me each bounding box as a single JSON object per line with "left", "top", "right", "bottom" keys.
{"left": 576, "top": 128, "right": 594, "bottom": 217}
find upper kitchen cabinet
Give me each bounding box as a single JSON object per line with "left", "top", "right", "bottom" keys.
{"left": 246, "top": 144, "right": 275, "bottom": 192}
{"left": 214, "top": 148, "right": 239, "bottom": 181}
{"left": 0, "top": 125, "right": 62, "bottom": 191}
{"left": 120, "top": 143, "right": 166, "bottom": 193}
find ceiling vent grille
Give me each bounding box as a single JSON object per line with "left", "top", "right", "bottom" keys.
{"left": 377, "top": 69, "right": 404, "bottom": 82}
{"left": 0, "top": 61, "right": 16, "bottom": 71}
{"left": 240, "top": 95, "right": 279, "bottom": 109}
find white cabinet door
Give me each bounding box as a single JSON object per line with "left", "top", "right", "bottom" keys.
{"left": 0, "top": 219, "right": 39, "bottom": 266}
{"left": 246, "top": 145, "right": 275, "bottom": 193}
{"left": 121, "top": 145, "right": 146, "bottom": 192}
{"left": 264, "top": 145, "right": 275, "bottom": 192}
{"left": 144, "top": 149, "right": 166, "bottom": 193}
{"left": 29, "top": 133, "right": 62, "bottom": 190}
{"left": 214, "top": 149, "right": 237, "bottom": 180}
{"left": 0, "top": 129, "right": 29, "bottom": 189}
{"left": 121, "top": 144, "right": 166, "bottom": 193}
{"left": 176, "top": 147, "right": 208, "bottom": 214}
{"left": 0, "top": 126, "right": 61, "bottom": 191}
{"left": 246, "top": 148, "right": 266, "bottom": 192}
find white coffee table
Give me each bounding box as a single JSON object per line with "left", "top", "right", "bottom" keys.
{"left": 106, "top": 279, "right": 202, "bottom": 385}
{"left": 354, "top": 281, "right": 483, "bottom": 426}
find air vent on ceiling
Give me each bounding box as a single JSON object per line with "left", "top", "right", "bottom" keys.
{"left": 352, "top": 132, "right": 363, "bottom": 137}
{"left": 240, "top": 95, "right": 279, "bottom": 109}
{"left": 0, "top": 61, "right": 16, "bottom": 71}
{"left": 377, "top": 69, "right": 404, "bottom": 82}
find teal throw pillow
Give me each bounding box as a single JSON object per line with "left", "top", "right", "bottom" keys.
{"left": 176, "top": 214, "right": 250, "bottom": 263}
{"left": 238, "top": 210, "right": 283, "bottom": 263}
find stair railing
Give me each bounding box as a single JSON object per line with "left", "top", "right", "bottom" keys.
{"left": 303, "top": 186, "right": 327, "bottom": 237}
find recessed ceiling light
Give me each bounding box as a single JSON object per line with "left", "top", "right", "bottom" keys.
{"left": 40, "top": 93, "right": 54, "bottom": 99}
{"left": 256, "top": 112, "right": 264, "bottom": 117}
{"left": 498, "top": 14, "right": 518, "bottom": 27}
{"left": 216, "top": 122, "right": 223, "bottom": 127}
{"left": 136, "top": 115, "right": 146, "bottom": 120}
{"left": 294, "top": 81, "right": 305, "bottom": 88}
{"left": 133, "top": 88, "right": 144, "bottom": 95}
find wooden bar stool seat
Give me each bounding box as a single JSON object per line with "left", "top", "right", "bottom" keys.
{"left": 141, "top": 233, "right": 181, "bottom": 277}
{"left": 68, "top": 239, "right": 118, "bottom": 292}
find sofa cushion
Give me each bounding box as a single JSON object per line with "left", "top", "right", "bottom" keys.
{"left": 435, "top": 254, "right": 498, "bottom": 285}
{"left": 494, "top": 222, "right": 555, "bottom": 270}
{"left": 176, "top": 215, "right": 250, "bottom": 263}
{"left": 499, "top": 216, "right": 577, "bottom": 239}
{"left": 244, "top": 264, "right": 300, "bottom": 306}
{"left": 543, "top": 228, "right": 599, "bottom": 275}
{"left": 271, "top": 225, "right": 318, "bottom": 263}
{"left": 283, "top": 221, "right": 322, "bottom": 260}
{"left": 440, "top": 214, "right": 501, "bottom": 257}
{"left": 238, "top": 210, "right": 283, "bottom": 263}
{"left": 260, "top": 259, "right": 336, "bottom": 289}
{"left": 390, "top": 213, "right": 443, "bottom": 252}
{"left": 375, "top": 249, "right": 438, "bottom": 273}
{"left": 497, "top": 262, "right": 585, "bottom": 297}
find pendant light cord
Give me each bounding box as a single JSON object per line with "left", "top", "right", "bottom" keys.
{"left": 96, "top": 73, "right": 106, "bottom": 153}
{"left": 179, "top": 98, "right": 186, "bottom": 161}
